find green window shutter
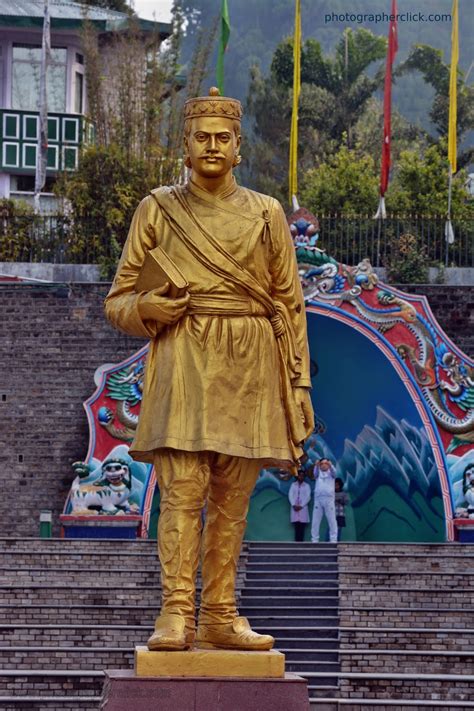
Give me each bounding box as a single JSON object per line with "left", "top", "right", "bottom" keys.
{"left": 24, "top": 116, "right": 38, "bottom": 139}
{"left": 48, "top": 118, "right": 59, "bottom": 142}
{"left": 63, "top": 118, "right": 78, "bottom": 143}
{"left": 63, "top": 146, "right": 77, "bottom": 170}
{"left": 4, "top": 114, "right": 19, "bottom": 138}
{"left": 3, "top": 143, "right": 19, "bottom": 167}
{"left": 24, "top": 144, "right": 37, "bottom": 168}
{"left": 47, "top": 145, "right": 58, "bottom": 169}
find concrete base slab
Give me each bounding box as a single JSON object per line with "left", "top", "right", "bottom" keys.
{"left": 101, "top": 669, "right": 310, "bottom": 711}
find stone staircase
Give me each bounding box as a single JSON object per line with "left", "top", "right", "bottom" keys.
{"left": 240, "top": 541, "right": 474, "bottom": 710}
{"left": 2, "top": 538, "right": 474, "bottom": 710}
{"left": 239, "top": 541, "right": 340, "bottom": 701}
{"left": 0, "top": 537, "right": 246, "bottom": 710}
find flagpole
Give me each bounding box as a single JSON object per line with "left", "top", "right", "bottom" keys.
{"left": 288, "top": 0, "right": 301, "bottom": 205}
{"left": 34, "top": 0, "right": 50, "bottom": 214}
{"left": 216, "top": 0, "right": 230, "bottom": 95}
{"left": 445, "top": 0, "right": 458, "bottom": 265}
{"left": 374, "top": 0, "right": 398, "bottom": 220}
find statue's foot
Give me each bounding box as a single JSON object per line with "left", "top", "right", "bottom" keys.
{"left": 147, "top": 613, "right": 195, "bottom": 651}
{"left": 196, "top": 616, "right": 274, "bottom": 651}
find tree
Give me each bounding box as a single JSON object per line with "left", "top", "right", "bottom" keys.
{"left": 245, "top": 29, "right": 386, "bottom": 199}
{"left": 56, "top": 3, "right": 216, "bottom": 275}
{"left": 299, "top": 144, "right": 379, "bottom": 215}
{"left": 354, "top": 97, "right": 427, "bottom": 168}
{"left": 396, "top": 45, "right": 474, "bottom": 168}
{"left": 386, "top": 140, "right": 474, "bottom": 221}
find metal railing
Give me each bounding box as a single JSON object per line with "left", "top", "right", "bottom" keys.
{"left": 1, "top": 213, "right": 473, "bottom": 268}
{"left": 316, "top": 214, "right": 474, "bottom": 269}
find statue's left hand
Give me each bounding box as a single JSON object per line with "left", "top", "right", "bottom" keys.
{"left": 294, "top": 386, "right": 315, "bottom": 438}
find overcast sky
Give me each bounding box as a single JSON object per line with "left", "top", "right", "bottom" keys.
{"left": 129, "top": 0, "right": 173, "bottom": 21}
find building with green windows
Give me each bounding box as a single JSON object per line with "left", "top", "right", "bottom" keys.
{"left": 0, "top": 0, "right": 170, "bottom": 211}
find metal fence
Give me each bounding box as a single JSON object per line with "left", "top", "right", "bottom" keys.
{"left": 1, "top": 213, "right": 473, "bottom": 268}
{"left": 317, "top": 214, "right": 474, "bottom": 269}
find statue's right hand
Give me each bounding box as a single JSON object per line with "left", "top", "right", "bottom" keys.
{"left": 137, "top": 283, "right": 190, "bottom": 325}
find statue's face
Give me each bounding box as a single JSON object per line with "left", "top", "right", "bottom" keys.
{"left": 185, "top": 116, "right": 240, "bottom": 180}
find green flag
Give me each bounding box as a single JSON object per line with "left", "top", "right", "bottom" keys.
{"left": 216, "top": 0, "right": 230, "bottom": 95}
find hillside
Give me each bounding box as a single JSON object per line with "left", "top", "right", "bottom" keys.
{"left": 181, "top": 0, "right": 473, "bottom": 133}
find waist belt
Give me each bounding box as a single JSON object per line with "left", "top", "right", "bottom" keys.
{"left": 188, "top": 293, "right": 269, "bottom": 318}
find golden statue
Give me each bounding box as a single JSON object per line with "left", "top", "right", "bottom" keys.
{"left": 104, "top": 88, "right": 314, "bottom": 653}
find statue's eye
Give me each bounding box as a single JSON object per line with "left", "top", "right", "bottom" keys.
{"left": 218, "top": 134, "right": 231, "bottom": 142}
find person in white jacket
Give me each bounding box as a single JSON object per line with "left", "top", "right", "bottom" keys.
{"left": 311, "top": 458, "right": 337, "bottom": 543}
{"left": 288, "top": 468, "right": 312, "bottom": 541}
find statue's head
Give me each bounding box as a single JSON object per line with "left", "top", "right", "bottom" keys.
{"left": 183, "top": 87, "right": 242, "bottom": 181}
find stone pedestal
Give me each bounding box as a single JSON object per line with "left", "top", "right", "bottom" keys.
{"left": 135, "top": 646, "right": 285, "bottom": 678}
{"left": 60, "top": 514, "right": 142, "bottom": 539}
{"left": 100, "top": 669, "right": 310, "bottom": 711}
{"left": 454, "top": 517, "right": 474, "bottom": 543}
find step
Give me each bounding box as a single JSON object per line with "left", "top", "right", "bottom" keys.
{"left": 0, "top": 568, "right": 162, "bottom": 585}
{"left": 0, "top": 646, "right": 134, "bottom": 669}
{"left": 0, "top": 585, "right": 173, "bottom": 606}
{"left": 0, "top": 604, "right": 158, "bottom": 625}
{"left": 0, "top": 698, "right": 99, "bottom": 710}
{"left": 244, "top": 616, "right": 339, "bottom": 628}
{"left": 339, "top": 648, "right": 474, "bottom": 674}
{"left": 0, "top": 624, "right": 153, "bottom": 647}
{"left": 311, "top": 701, "right": 474, "bottom": 709}
{"left": 239, "top": 596, "right": 338, "bottom": 607}
{"left": 286, "top": 660, "right": 340, "bottom": 674}
{"left": 243, "top": 585, "right": 338, "bottom": 593}
{"left": 241, "top": 606, "right": 339, "bottom": 616}
{"left": 250, "top": 553, "right": 338, "bottom": 563}
{"left": 254, "top": 625, "right": 339, "bottom": 638}
{"left": 246, "top": 562, "right": 338, "bottom": 571}
{"left": 245, "top": 541, "right": 340, "bottom": 553}
{"left": 245, "top": 572, "right": 338, "bottom": 581}
{"left": 0, "top": 669, "right": 103, "bottom": 695}
{"left": 0, "top": 604, "right": 157, "bottom": 625}
{"left": 340, "top": 626, "right": 474, "bottom": 652}
{"left": 280, "top": 649, "right": 340, "bottom": 662}
{"left": 276, "top": 638, "right": 340, "bottom": 650}
{"left": 306, "top": 671, "right": 474, "bottom": 700}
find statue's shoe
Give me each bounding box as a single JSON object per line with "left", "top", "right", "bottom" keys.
{"left": 196, "top": 616, "right": 274, "bottom": 651}
{"left": 147, "top": 613, "right": 195, "bottom": 651}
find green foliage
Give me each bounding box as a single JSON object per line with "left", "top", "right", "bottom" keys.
{"left": 246, "top": 29, "right": 386, "bottom": 198}
{"left": 386, "top": 141, "right": 474, "bottom": 222}
{"left": 300, "top": 144, "right": 379, "bottom": 215}
{"left": 0, "top": 198, "right": 37, "bottom": 261}
{"left": 179, "top": 0, "right": 472, "bottom": 133}
{"left": 354, "top": 97, "right": 427, "bottom": 167}
{"left": 386, "top": 233, "right": 429, "bottom": 284}
{"left": 54, "top": 4, "right": 216, "bottom": 274}
{"left": 396, "top": 44, "right": 474, "bottom": 166}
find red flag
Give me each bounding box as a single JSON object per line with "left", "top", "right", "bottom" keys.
{"left": 375, "top": 0, "right": 398, "bottom": 218}
{"left": 380, "top": 0, "right": 398, "bottom": 197}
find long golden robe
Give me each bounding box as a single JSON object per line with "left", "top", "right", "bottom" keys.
{"left": 104, "top": 179, "right": 311, "bottom": 466}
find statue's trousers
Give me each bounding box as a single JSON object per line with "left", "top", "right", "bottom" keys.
{"left": 153, "top": 450, "right": 261, "bottom": 630}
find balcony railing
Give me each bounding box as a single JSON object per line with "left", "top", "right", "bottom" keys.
{"left": 0, "top": 109, "right": 94, "bottom": 173}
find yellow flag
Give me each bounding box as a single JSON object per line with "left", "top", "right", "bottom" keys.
{"left": 448, "top": 0, "right": 458, "bottom": 173}
{"left": 289, "top": 0, "right": 301, "bottom": 203}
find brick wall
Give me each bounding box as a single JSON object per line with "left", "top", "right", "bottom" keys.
{"left": 1, "top": 283, "right": 144, "bottom": 537}
{"left": 1, "top": 283, "right": 472, "bottom": 537}
{"left": 403, "top": 284, "right": 474, "bottom": 357}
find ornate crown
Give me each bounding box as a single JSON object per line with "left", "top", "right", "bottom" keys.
{"left": 184, "top": 87, "right": 243, "bottom": 121}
